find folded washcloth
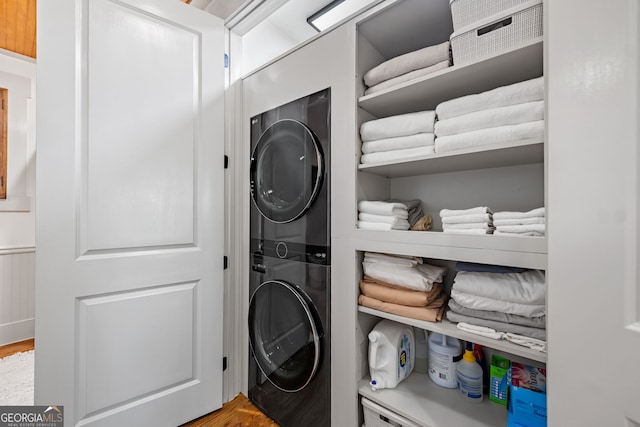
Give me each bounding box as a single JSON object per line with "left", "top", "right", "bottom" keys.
{"left": 493, "top": 217, "right": 545, "bottom": 226}
{"left": 504, "top": 332, "right": 547, "bottom": 352}
{"left": 451, "top": 289, "right": 546, "bottom": 317}
{"left": 361, "top": 145, "right": 435, "bottom": 164}
{"left": 448, "top": 298, "right": 545, "bottom": 328}
{"left": 364, "top": 41, "right": 450, "bottom": 88}
{"left": 364, "top": 60, "right": 450, "bottom": 96}
{"left": 442, "top": 222, "right": 494, "bottom": 230}
{"left": 362, "top": 260, "right": 447, "bottom": 292}
{"left": 361, "top": 133, "right": 434, "bottom": 154}
{"left": 360, "top": 111, "right": 436, "bottom": 142}
{"left": 440, "top": 206, "right": 493, "bottom": 217}
{"left": 363, "top": 252, "right": 422, "bottom": 267}
{"left": 434, "top": 101, "right": 544, "bottom": 137}
{"left": 360, "top": 278, "right": 442, "bottom": 307}
{"left": 359, "top": 212, "right": 409, "bottom": 225}
{"left": 358, "top": 201, "right": 408, "bottom": 216}
{"left": 435, "top": 76, "right": 544, "bottom": 120}
{"left": 493, "top": 207, "right": 545, "bottom": 220}
{"left": 387, "top": 199, "right": 423, "bottom": 227}
{"left": 495, "top": 224, "right": 546, "bottom": 234}
{"left": 452, "top": 270, "right": 546, "bottom": 305}
{"left": 434, "top": 120, "right": 545, "bottom": 153}
{"left": 442, "top": 228, "right": 495, "bottom": 235}
{"left": 494, "top": 230, "right": 545, "bottom": 237}
{"left": 358, "top": 220, "right": 410, "bottom": 231}
{"left": 456, "top": 322, "right": 505, "bottom": 340}
{"left": 359, "top": 294, "right": 446, "bottom": 322}
{"left": 442, "top": 213, "right": 492, "bottom": 224}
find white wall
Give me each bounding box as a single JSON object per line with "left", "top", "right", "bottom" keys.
{"left": 0, "top": 48, "right": 36, "bottom": 345}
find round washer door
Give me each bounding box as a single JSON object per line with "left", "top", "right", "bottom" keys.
{"left": 248, "top": 280, "right": 322, "bottom": 392}
{"left": 250, "top": 119, "right": 323, "bottom": 223}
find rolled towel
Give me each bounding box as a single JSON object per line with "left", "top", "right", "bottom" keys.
{"left": 358, "top": 201, "right": 408, "bottom": 216}
{"left": 443, "top": 228, "right": 495, "bottom": 235}
{"left": 364, "top": 41, "right": 450, "bottom": 88}
{"left": 442, "top": 213, "right": 492, "bottom": 224}
{"left": 411, "top": 215, "right": 433, "bottom": 231}
{"left": 440, "top": 206, "right": 493, "bottom": 217}
{"left": 495, "top": 224, "right": 546, "bottom": 234}
{"left": 434, "top": 120, "right": 545, "bottom": 153}
{"left": 364, "top": 60, "right": 450, "bottom": 95}
{"left": 456, "top": 322, "right": 505, "bottom": 340}
{"left": 359, "top": 212, "right": 409, "bottom": 224}
{"left": 504, "top": 333, "right": 547, "bottom": 353}
{"left": 434, "top": 101, "right": 544, "bottom": 137}
{"left": 493, "top": 217, "right": 545, "bottom": 226}
{"left": 493, "top": 207, "right": 545, "bottom": 220}
{"left": 361, "top": 133, "right": 434, "bottom": 154}
{"left": 361, "top": 146, "right": 435, "bottom": 165}
{"left": 360, "top": 111, "right": 436, "bottom": 142}
{"left": 443, "top": 222, "right": 494, "bottom": 230}
{"left": 435, "top": 76, "right": 544, "bottom": 120}
{"left": 358, "top": 221, "right": 410, "bottom": 231}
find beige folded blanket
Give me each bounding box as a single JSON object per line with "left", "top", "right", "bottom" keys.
{"left": 359, "top": 277, "right": 442, "bottom": 307}
{"left": 358, "top": 294, "right": 446, "bottom": 322}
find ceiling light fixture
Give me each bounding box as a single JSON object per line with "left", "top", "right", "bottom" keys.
{"left": 307, "top": 0, "right": 377, "bottom": 32}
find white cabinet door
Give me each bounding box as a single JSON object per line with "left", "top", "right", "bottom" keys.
{"left": 548, "top": 0, "right": 640, "bottom": 425}
{"left": 34, "top": 1, "right": 225, "bottom": 426}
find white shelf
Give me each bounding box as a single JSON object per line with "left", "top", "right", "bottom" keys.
{"left": 358, "top": 39, "right": 543, "bottom": 118}
{"left": 358, "top": 306, "right": 546, "bottom": 363}
{"left": 359, "top": 373, "right": 507, "bottom": 427}
{"left": 358, "top": 139, "right": 543, "bottom": 178}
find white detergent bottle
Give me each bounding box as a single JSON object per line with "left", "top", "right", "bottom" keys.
{"left": 428, "top": 332, "right": 462, "bottom": 388}
{"left": 457, "top": 344, "right": 484, "bottom": 403}
{"left": 368, "top": 319, "right": 415, "bottom": 391}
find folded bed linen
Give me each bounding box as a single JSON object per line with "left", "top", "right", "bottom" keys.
{"left": 493, "top": 217, "right": 545, "bottom": 226}
{"left": 361, "top": 146, "right": 435, "bottom": 164}
{"left": 364, "top": 41, "right": 450, "bottom": 88}
{"left": 363, "top": 252, "right": 422, "bottom": 267}
{"left": 435, "top": 76, "right": 544, "bottom": 120}
{"left": 494, "top": 230, "right": 545, "bottom": 237}
{"left": 448, "top": 298, "right": 545, "bottom": 329}
{"left": 362, "top": 260, "right": 446, "bottom": 292}
{"left": 440, "top": 206, "right": 493, "bottom": 217}
{"left": 358, "top": 220, "right": 409, "bottom": 231}
{"left": 451, "top": 289, "right": 545, "bottom": 317}
{"left": 505, "top": 333, "right": 547, "bottom": 353}
{"left": 441, "top": 213, "right": 492, "bottom": 224}
{"left": 493, "top": 207, "right": 545, "bottom": 220}
{"left": 358, "top": 294, "right": 446, "bottom": 322}
{"left": 361, "top": 133, "right": 434, "bottom": 154}
{"left": 446, "top": 310, "right": 546, "bottom": 340}
{"left": 455, "top": 323, "right": 547, "bottom": 352}
{"left": 451, "top": 270, "right": 546, "bottom": 305}
{"left": 360, "top": 278, "right": 442, "bottom": 307}
{"left": 360, "top": 111, "right": 436, "bottom": 142}
{"left": 358, "top": 212, "right": 410, "bottom": 226}
{"left": 456, "top": 322, "right": 505, "bottom": 340}
{"left": 364, "top": 60, "right": 450, "bottom": 96}
{"left": 495, "top": 224, "right": 546, "bottom": 234}
{"left": 442, "top": 222, "right": 494, "bottom": 230}
{"left": 434, "top": 101, "right": 544, "bottom": 137}
{"left": 434, "top": 120, "right": 545, "bottom": 154}
{"left": 358, "top": 201, "right": 408, "bottom": 216}
{"left": 443, "top": 228, "right": 495, "bottom": 235}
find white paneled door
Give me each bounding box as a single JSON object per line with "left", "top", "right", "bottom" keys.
{"left": 35, "top": 1, "right": 225, "bottom": 426}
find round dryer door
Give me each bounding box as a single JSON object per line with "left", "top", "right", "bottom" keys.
{"left": 248, "top": 280, "right": 322, "bottom": 392}
{"left": 250, "top": 119, "right": 324, "bottom": 223}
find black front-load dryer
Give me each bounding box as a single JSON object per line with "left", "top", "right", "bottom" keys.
{"left": 248, "top": 251, "right": 330, "bottom": 427}
{"left": 250, "top": 88, "right": 330, "bottom": 252}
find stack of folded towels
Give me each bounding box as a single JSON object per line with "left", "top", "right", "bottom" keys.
{"left": 359, "top": 110, "right": 436, "bottom": 165}
{"left": 358, "top": 252, "right": 448, "bottom": 322}
{"left": 440, "top": 206, "right": 494, "bottom": 235}
{"left": 494, "top": 207, "right": 545, "bottom": 237}
{"left": 434, "top": 76, "right": 545, "bottom": 153}
{"left": 447, "top": 262, "right": 547, "bottom": 352}
{"left": 363, "top": 41, "right": 451, "bottom": 96}
{"left": 358, "top": 200, "right": 424, "bottom": 230}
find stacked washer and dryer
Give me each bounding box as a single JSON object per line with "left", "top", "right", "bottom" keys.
{"left": 248, "top": 88, "right": 331, "bottom": 427}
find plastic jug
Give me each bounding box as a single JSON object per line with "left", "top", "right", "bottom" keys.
{"left": 368, "top": 319, "right": 415, "bottom": 390}
{"left": 457, "top": 344, "right": 484, "bottom": 403}
{"left": 428, "top": 332, "right": 462, "bottom": 388}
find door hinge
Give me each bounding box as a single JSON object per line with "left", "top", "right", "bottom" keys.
{"left": 223, "top": 356, "right": 228, "bottom": 371}
{"left": 224, "top": 155, "right": 229, "bottom": 169}
{"left": 223, "top": 256, "right": 228, "bottom": 270}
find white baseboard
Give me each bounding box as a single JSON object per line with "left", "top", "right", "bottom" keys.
{"left": 0, "top": 319, "right": 35, "bottom": 346}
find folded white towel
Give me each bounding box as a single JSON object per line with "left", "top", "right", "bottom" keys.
{"left": 435, "top": 120, "right": 544, "bottom": 153}
{"left": 496, "top": 224, "right": 546, "bottom": 234}
{"left": 362, "top": 260, "right": 447, "bottom": 292}
{"left": 358, "top": 201, "right": 408, "bottom": 216}
{"left": 440, "top": 206, "right": 493, "bottom": 217}
{"left": 360, "top": 146, "right": 435, "bottom": 165}
{"left": 364, "top": 252, "right": 423, "bottom": 266}
{"left": 434, "top": 101, "right": 544, "bottom": 137}
{"left": 493, "top": 207, "right": 545, "bottom": 220}
{"left": 364, "top": 60, "right": 450, "bottom": 96}
{"left": 493, "top": 217, "right": 545, "bottom": 226}
{"left": 435, "top": 76, "right": 544, "bottom": 120}
{"left": 360, "top": 111, "right": 436, "bottom": 142}
{"left": 359, "top": 212, "right": 408, "bottom": 223}
{"left": 443, "top": 228, "right": 495, "bottom": 235}
{"left": 442, "top": 222, "right": 494, "bottom": 230}
{"left": 451, "top": 289, "right": 546, "bottom": 317}
{"left": 364, "top": 41, "right": 450, "bottom": 87}
{"left": 504, "top": 332, "right": 547, "bottom": 353}
{"left": 361, "top": 133, "right": 434, "bottom": 154}
{"left": 494, "top": 230, "right": 545, "bottom": 237}
{"left": 456, "top": 322, "right": 505, "bottom": 340}
{"left": 452, "top": 270, "right": 546, "bottom": 305}
{"left": 358, "top": 221, "right": 410, "bottom": 231}
{"left": 442, "top": 213, "right": 492, "bottom": 224}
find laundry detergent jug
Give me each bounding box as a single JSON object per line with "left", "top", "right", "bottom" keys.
{"left": 368, "top": 319, "right": 415, "bottom": 391}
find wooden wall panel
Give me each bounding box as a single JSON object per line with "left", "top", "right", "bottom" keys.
{"left": 0, "top": 0, "right": 37, "bottom": 58}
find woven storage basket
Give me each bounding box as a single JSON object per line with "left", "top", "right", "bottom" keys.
{"left": 361, "top": 397, "right": 421, "bottom": 427}
{"left": 450, "top": 0, "right": 542, "bottom": 66}
{"left": 449, "top": 0, "right": 533, "bottom": 31}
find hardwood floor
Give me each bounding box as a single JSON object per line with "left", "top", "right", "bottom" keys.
{"left": 0, "top": 339, "right": 278, "bottom": 427}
